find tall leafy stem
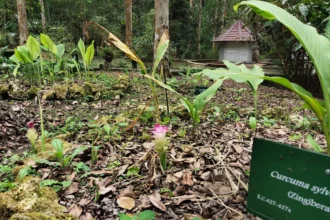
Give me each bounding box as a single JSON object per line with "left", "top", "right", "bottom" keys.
{"left": 85, "top": 22, "right": 166, "bottom": 122}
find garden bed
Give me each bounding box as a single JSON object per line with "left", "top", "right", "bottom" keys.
{"left": 0, "top": 71, "right": 323, "bottom": 219}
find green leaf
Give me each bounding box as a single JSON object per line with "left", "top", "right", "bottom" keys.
{"left": 56, "top": 44, "right": 65, "bottom": 60}
{"left": 139, "top": 210, "right": 156, "bottom": 220}
{"left": 264, "top": 76, "right": 326, "bottom": 123}
{"left": 16, "top": 46, "right": 33, "bottom": 64}
{"left": 18, "top": 167, "right": 30, "bottom": 183}
{"left": 61, "top": 180, "right": 72, "bottom": 188}
{"left": 234, "top": 1, "right": 330, "bottom": 128}
{"left": 40, "top": 34, "right": 57, "bottom": 55}
{"left": 40, "top": 179, "right": 59, "bottom": 187}
{"left": 118, "top": 214, "right": 132, "bottom": 220}
{"left": 85, "top": 41, "right": 95, "bottom": 68}
{"left": 193, "top": 79, "right": 224, "bottom": 123}
{"left": 78, "top": 39, "right": 86, "bottom": 61}
{"left": 307, "top": 135, "right": 324, "bottom": 153}
{"left": 152, "top": 32, "right": 169, "bottom": 76}
{"left": 12, "top": 63, "right": 20, "bottom": 78}
{"left": 27, "top": 35, "right": 40, "bottom": 60}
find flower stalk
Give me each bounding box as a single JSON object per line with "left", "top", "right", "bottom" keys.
{"left": 152, "top": 124, "right": 169, "bottom": 171}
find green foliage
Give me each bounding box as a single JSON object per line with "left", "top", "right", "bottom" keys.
{"left": 17, "top": 167, "right": 31, "bottom": 183}
{"left": 249, "top": 116, "right": 257, "bottom": 131}
{"left": 126, "top": 166, "right": 140, "bottom": 178}
{"left": 39, "top": 179, "right": 72, "bottom": 192}
{"left": 262, "top": 116, "right": 276, "bottom": 127}
{"left": 52, "top": 139, "right": 87, "bottom": 168}
{"left": 91, "top": 146, "right": 100, "bottom": 164}
{"left": 78, "top": 39, "right": 95, "bottom": 78}
{"left": 119, "top": 210, "right": 156, "bottom": 220}
{"left": 235, "top": 1, "right": 330, "bottom": 154}
{"left": 307, "top": 135, "right": 324, "bottom": 153}
{"left": 74, "top": 162, "right": 91, "bottom": 173}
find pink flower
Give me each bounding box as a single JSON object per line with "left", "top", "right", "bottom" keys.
{"left": 152, "top": 124, "right": 168, "bottom": 138}
{"left": 27, "top": 121, "right": 34, "bottom": 129}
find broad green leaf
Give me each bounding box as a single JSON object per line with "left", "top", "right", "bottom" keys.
{"left": 56, "top": 44, "right": 65, "bottom": 60}
{"left": 307, "top": 135, "right": 324, "bottom": 153}
{"left": 234, "top": 1, "right": 330, "bottom": 121}
{"left": 193, "top": 78, "right": 224, "bottom": 115}
{"left": 152, "top": 32, "right": 169, "bottom": 76}
{"left": 9, "top": 54, "right": 19, "bottom": 64}
{"left": 40, "top": 34, "right": 57, "bottom": 55}
{"left": 78, "top": 39, "right": 85, "bottom": 61}
{"left": 264, "top": 76, "right": 326, "bottom": 123}
{"left": 27, "top": 35, "right": 40, "bottom": 60}
{"left": 118, "top": 214, "right": 132, "bottom": 220}
{"left": 85, "top": 41, "right": 95, "bottom": 68}
{"left": 16, "top": 46, "right": 33, "bottom": 64}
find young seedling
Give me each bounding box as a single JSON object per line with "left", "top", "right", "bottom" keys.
{"left": 91, "top": 146, "right": 100, "bottom": 165}
{"left": 52, "top": 139, "right": 87, "bottom": 169}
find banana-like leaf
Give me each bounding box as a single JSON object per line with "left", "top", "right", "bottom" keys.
{"left": 16, "top": 46, "right": 33, "bottom": 64}
{"left": 10, "top": 54, "right": 19, "bottom": 64}
{"left": 56, "top": 44, "right": 65, "bottom": 60}
{"left": 200, "top": 67, "right": 325, "bottom": 124}
{"left": 78, "top": 39, "right": 85, "bottom": 61}
{"left": 152, "top": 32, "right": 170, "bottom": 76}
{"left": 325, "top": 20, "right": 330, "bottom": 40}
{"left": 193, "top": 78, "right": 224, "bottom": 118}
{"left": 40, "top": 34, "right": 57, "bottom": 55}
{"left": 85, "top": 41, "right": 95, "bottom": 68}
{"left": 264, "top": 76, "right": 326, "bottom": 123}
{"left": 307, "top": 135, "right": 324, "bottom": 153}
{"left": 27, "top": 36, "right": 40, "bottom": 60}
{"left": 223, "top": 60, "right": 264, "bottom": 91}
{"left": 234, "top": 1, "right": 330, "bottom": 114}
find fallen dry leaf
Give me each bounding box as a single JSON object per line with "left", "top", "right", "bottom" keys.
{"left": 172, "top": 195, "right": 196, "bottom": 205}
{"left": 117, "top": 196, "right": 135, "bottom": 210}
{"left": 79, "top": 198, "right": 92, "bottom": 206}
{"left": 79, "top": 212, "right": 93, "bottom": 220}
{"left": 182, "top": 171, "right": 194, "bottom": 186}
{"left": 65, "top": 182, "right": 79, "bottom": 195}
{"left": 69, "top": 204, "right": 83, "bottom": 218}
{"left": 149, "top": 193, "right": 166, "bottom": 212}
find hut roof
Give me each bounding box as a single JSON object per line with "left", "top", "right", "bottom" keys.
{"left": 213, "top": 20, "right": 254, "bottom": 42}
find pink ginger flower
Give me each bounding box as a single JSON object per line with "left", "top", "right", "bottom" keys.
{"left": 27, "top": 121, "right": 34, "bottom": 129}
{"left": 152, "top": 124, "right": 168, "bottom": 138}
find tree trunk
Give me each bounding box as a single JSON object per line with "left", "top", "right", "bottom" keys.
{"left": 125, "top": 0, "right": 132, "bottom": 48}
{"left": 220, "top": 0, "right": 226, "bottom": 32}
{"left": 16, "top": 0, "right": 29, "bottom": 45}
{"left": 197, "top": 0, "right": 202, "bottom": 58}
{"left": 125, "top": 0, "right": 136, "bottom": 68}
{"left": 154, "top": 0, "right": 169, "bottom": 75}
{"left": 190, "top": 0, "right": 193, "bottom": 7}
{"left": 39, "top": 0, "right": 46, "bottom": 31}
{"left": 213, "top": 0, "right": 219, "bottom": 48}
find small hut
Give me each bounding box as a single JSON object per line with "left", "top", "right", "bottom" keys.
{"left": 213, "top": 20, "right": 254, "bottom": 63}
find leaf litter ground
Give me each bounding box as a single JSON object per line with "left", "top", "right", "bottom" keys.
{"left": 0, "top": 72, "right": 324, "bottom": 219}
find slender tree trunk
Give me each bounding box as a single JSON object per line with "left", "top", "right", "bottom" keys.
{"left": 220, "top": 0, "right": 226, "bottom": 31}
{"left": 197, "top": 0, "right": 202, "bottom": 58}
{"left": 154, "top": 0, "right": 169, "bottom": 75}
{"left": 190, "top": 0, "right": 193, "bottom": 7}
{"left": 125, "top": 0, "right": 136, "bottom": 68}
{"left": 39, "top": 0, "right": 46, "bottom": 32}
{"left": 16, "top": 0, "right": 29, "bottom": 45}
{"left": 213, "top": 0, "right": 219, "bottom": 48}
